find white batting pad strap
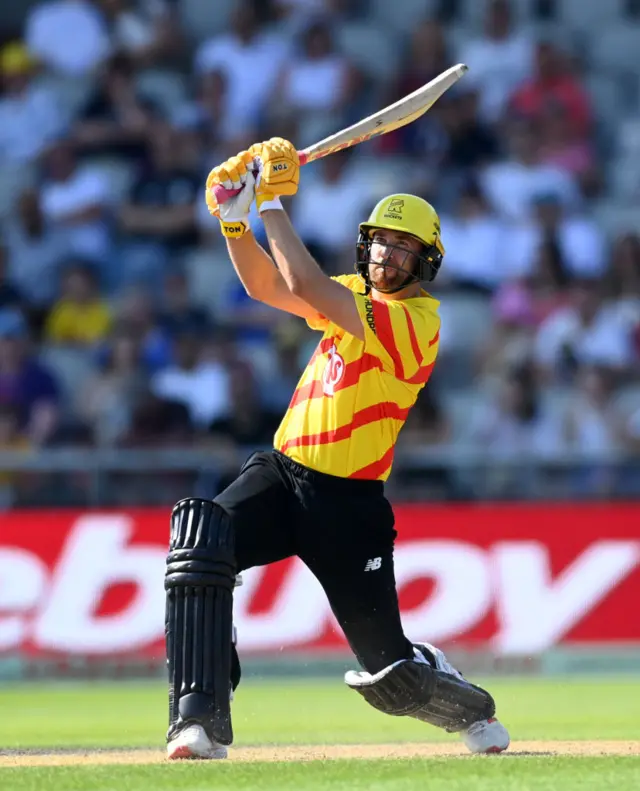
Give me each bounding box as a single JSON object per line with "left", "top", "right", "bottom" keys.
{"left": 413, "top": 642, "right": 465, "bottom": 679}
{"left": 258, "top": 197, "right": 283, "bottom": 213}
{"left": 344, "top": 658, "right": 409, "bottom": 687}
{"left": 412, "top": 647, "right": 432, "bottom": 666}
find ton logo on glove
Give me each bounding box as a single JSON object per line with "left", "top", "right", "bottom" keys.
{"left": 222, "top": 222, "right": 246, "bottom": 239}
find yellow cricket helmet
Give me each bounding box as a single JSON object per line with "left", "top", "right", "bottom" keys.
{"left": 356, "top": 193, "right": 445, "bottom": 293}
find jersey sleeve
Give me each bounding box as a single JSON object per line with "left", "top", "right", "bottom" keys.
{"left": 305, "top": 312, "right": 330, "bottom": 332}
{"left": 353, "top": 294, "right": 440, "bottom": 383}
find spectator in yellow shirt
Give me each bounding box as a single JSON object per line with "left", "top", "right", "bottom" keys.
{"left": 45, "top": 260, "right": 111, "bottom": 346}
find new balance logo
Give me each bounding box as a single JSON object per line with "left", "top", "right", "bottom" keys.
{"left": 364, "top": 557, "right": 382, "bottom": 572}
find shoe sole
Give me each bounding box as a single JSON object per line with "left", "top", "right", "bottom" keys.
{"left": 168, "top": 745, "right": 197, "bottom": 760}
{"left": 168, "top": 744, "right": 227, "bottom": 760}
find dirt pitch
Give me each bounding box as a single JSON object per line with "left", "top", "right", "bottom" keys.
{"left": 2, "top": 741, "right": 639, "bottom": 767}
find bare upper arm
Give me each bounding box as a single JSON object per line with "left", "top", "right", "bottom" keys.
{"left": 258, "top": 268, "right": 322, "bottom": 321}
{"left": 292, "top": 275, "right": 364, "bottom": 339}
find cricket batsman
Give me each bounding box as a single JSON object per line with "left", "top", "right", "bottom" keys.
{"left": 164, "top": 138, "right": 510, "bottom": 759}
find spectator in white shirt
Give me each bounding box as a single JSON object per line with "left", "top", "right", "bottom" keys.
{"left": 458, "top": 0, "right": 534, "bottom": 124}
{"left": 40, "top": 138, "right": 114, "bottom": 264}
{"left": 0, "top": 42, "right": 66, "bottom": 166}
{"left": 97, "top": 0, "right": 184, "bottom": 67}
{"left": 438, "top": 181, "right": 505, "bottom": 292}
{"left": 151, "top": 330, "right": 230, "bottom": 429}
{"left": 269, "top": 18, "right": 361, "bottom": 147}
{"left": 480, "top": 118, "right": 579, "bottom": 222}
{"left": 194, "top": 0, "right": 290, "bottom": 149}
{"left": 26, "top": 0, "right": 111, "bottom": 76}
{"left": 534, "top": 278, "right": 636, "bottom": 383}
{"left": 5, "top": 189, "right": 70, "bottom": 308}
{"left": 505, "top": 192, "right": 606, "bottom": 280}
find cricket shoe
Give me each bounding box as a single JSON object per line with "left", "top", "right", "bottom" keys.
{"left": 167, "top": 724, "right": 228, "bottom": 760}
{"left": 413, "top": 642, "right": 510, "bottom": 755}
{"left": 462, "top": 717, "right": 510, "bottom": 754}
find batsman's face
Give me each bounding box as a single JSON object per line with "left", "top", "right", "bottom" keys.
{"left": 368, "top": 230, "right": 422, "bottom": 290}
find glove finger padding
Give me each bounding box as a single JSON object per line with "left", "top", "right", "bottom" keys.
{"left": 205, "top": 158, "right": 257, "bottom": 238}
{"left": 207, "top": 151, "right": 253, "bottom": 189}
{"left": 205, "top": 151, "right": 254, "bottom": 219}
{"left": 251, "top": 138, "right": 299, "bottom": 197}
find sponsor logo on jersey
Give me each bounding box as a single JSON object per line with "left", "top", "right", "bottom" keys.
{"left": 364, "top": 299, "right": 377, "bottom": 335}
{"left": 322, "top": 344, "right": 345, "bottom": 396}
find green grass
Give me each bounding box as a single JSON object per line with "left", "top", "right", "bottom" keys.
{"left": 1, "top": 677, "right": 639, "bottom": 748}
{"left": 3, "top": 758, "right": 640, "bottom": 791}
{"left": 1, "top": 677, "right": 639, "bottom": 790}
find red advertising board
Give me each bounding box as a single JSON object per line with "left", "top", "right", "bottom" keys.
{"left": 0, "top": 505, "right": 638, "bottom": 658}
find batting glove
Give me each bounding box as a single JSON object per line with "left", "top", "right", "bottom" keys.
{"left": 249, "top": 137, "right": 300, "bottom": 207}
{"left": 205, "top": 151, "right": 256, "bottom": 239}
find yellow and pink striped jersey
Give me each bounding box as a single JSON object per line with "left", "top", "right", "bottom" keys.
{"left": 273, "top": 274, "right": 441, "bottom": 480}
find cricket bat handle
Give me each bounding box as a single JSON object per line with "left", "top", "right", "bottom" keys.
{"left": 211, "top": 152, "right": 309, "bottom": 205}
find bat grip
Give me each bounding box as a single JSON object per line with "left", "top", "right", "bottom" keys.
{"left": 211, "top": 151, "right": 308, "bottom": 205}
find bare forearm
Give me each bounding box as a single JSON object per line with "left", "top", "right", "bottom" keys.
{"left": 225, "top": 232, "right": 280, "bottom": 299}
{"left": 260, "top": 208, "right": 362, "bottom": 335}
{"left": 261, "top": 209, "right": 324, "bottom": 297}
{"left": 225, "top": 231, "right": 319, "bottom": 320}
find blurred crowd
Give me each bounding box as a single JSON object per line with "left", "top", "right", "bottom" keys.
{"left": 0, "top": 0, "right": 639, "bottom": 505}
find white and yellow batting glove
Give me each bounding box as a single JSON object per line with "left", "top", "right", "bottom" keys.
{"left": 205, "top": 151, "right": 256, "bottom": 239}
{"left": 249, "top": 137, "right": 300, "bottom": 212}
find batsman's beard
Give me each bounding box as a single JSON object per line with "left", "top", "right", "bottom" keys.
{"left": 369, "top": 260, "right": 414, "bottom": 292}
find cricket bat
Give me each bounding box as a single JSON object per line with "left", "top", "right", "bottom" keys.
{"left": 212, "top": 62, "right": 468, "bottom": 204}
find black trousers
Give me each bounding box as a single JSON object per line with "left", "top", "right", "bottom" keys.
{"left": 214, "top": 450, "right": 414, "bottom": 674}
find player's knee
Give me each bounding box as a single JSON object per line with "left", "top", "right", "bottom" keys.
{"left": 345, "top": 659, "right": 495, "bottom": 733}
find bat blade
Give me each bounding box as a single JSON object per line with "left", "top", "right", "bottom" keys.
{"left": 212, "top": 63, "right": 468, "bottom": 204}
{"left": 300, "top": 62, "right": 468, "bottom": 165}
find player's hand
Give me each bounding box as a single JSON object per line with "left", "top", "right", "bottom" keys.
{"left": 249, "top": 137, "right": 300, "bottom": 204}
{"left": 205, "top": 151, "right": 256, "bottom": 238}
